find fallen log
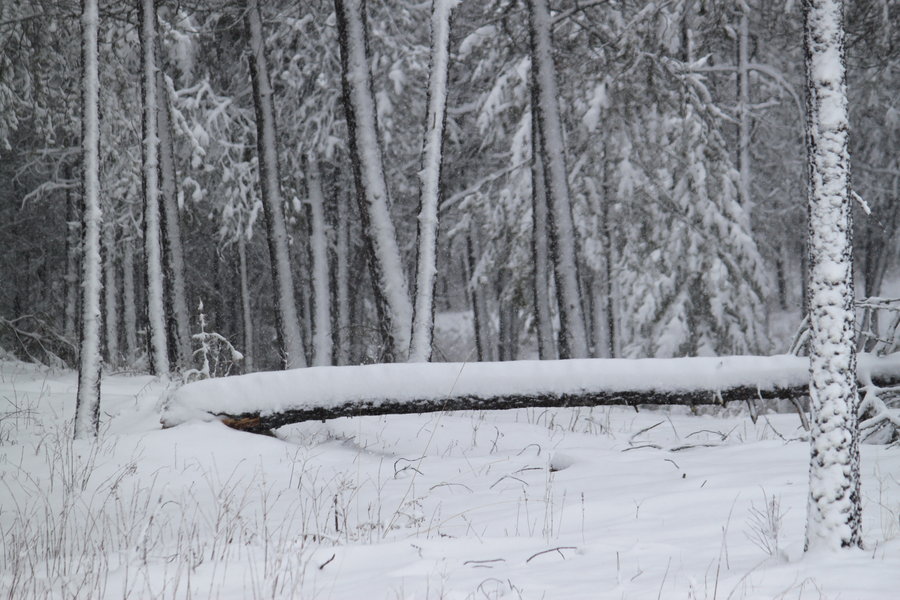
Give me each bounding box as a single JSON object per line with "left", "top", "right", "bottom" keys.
{"left": 161, "top": 353, "right": 900, "bottom": 435}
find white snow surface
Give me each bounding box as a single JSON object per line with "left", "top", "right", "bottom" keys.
{"left": 2, "top": 359, "right": 899, "bottom": 599}
{"left": 163, "top": 353, "right": 900, "bottom": 425}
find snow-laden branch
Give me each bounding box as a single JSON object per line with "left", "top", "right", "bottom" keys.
{"left": 161, "top": 353, "right": 900, "bottom": 434}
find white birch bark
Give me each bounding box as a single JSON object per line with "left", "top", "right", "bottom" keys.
{"left": 103, "top": 220, "right": 118, "bottom": 366}
{"left": 140, "top": 0, "right": 169, "bottom": 378}
{"left": 74, "top": 0, "right": 102, "bottom": 439}
{"left": 409, "top": 0, "right": 457, "bottom": 363}
{"left": 334, "top": 0, "right": 413, "bottom": 362}
{"left": 246, "top": 0, "right": 307, "bottom": 369}
{"left": 156, "top": 67, "right": 192, "bottom": 373}
{"left": 802, "top": 0, "right": 861, "bottom": 552}
{"left": 527, "top": 0, "right": 589, "bottom": 359}
{"left": 306, "top": 155, "right": 332, "bottom": 366}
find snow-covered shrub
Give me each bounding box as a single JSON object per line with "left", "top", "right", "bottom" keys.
{"left": 184, "top": 300, "right": 243, "bottom": 382}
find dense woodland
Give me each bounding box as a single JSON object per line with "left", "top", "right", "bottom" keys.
{"left": 1, "top": 1, "right": 898, "bottom": 373}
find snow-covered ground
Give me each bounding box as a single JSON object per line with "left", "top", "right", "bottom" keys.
{"left": 1, "top": 359, "right": 898, "bottom": 599}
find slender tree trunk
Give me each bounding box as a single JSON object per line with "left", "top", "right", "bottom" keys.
{"left": 587, "top": 279, "right": 603, "bottom": 357}
{"left": 335, "top": 192, "right": 351, "bottom": 366}
{"left": 103, "top": 220, "right": 119, "bottom": 366}
{"left": 75, "top": 0, "right": 102, "bottom": 439}
{"left": 122, "top": 236, "right": 138, "bottom": 366}
{"left": 409, "top": 0, "right": 455, "bottom": 362}
{"left": 527, "top": 0, "right": 588, "bottom": 359}
{"left": 802, "top": 0, "right": 861, "bottom": 552}
{"left": 297, "top": 234, "right": 313, "bottom": 365}
{"left": 530, "top": 87, "right": 556, "bottom": 360}
{"left": 775, "top": 253, "right": 788, "bottom": 309}
{"left": 245, "top": 0, "right": 306, "bottom": 369}
{"left": 601, "top": 186, "right": 616, "bottom": 357}
{"left": 140, "top": 0, "right": 170, "bottom": 377}
{"left": 64, "top": 165, "right": 81, "bottom": 345}
{"left": 334, "top": 0, "right": 413, "bottom": 362}
{"left": 237, "top": 234, "right": 254, "bottom": 372}
{"left": 307, "top": 155, "right": 332, "bottom": 366}
{"left": 465, "top": 231, "right": 494, "bottom": 362}
{"left": 156, "top": 64, "right": 192, "bottom": 372}
{"left": 498, "top": 299, "right": 519, "bottom": 361}
{"left": 590, "top": 142, "right": 617, "bottom": 358}
{"left": 737, "top": 3, "right": 753, "bottom": 217}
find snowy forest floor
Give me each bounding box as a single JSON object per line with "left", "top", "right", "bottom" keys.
{"left": 1, "top": 358, "right": 898, "bottom": 599}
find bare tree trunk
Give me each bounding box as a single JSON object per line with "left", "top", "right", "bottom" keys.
{"left": 530, "top": 86, "right": 556, "bottom": 360}
{"left": 122, "top": 236, "right": 138, "bottom": 366}
{"left": 75, "top": 0, "right": 102, "bottom": 439}
{"left": 737, "top": 3, "right": 753, "bottom": 218}
{"left": 498, "top": 300, "right": 519, "bottom": 361}
{"left": 802, "top": 0, "right": 861, "bottom": 552}
{"left": 307, "top": 155, "right": 332, "bottom": 366}
{"left": 587, "top": 145, "right": 616, "bottom": 358}
{"left": 103, "top": 220, "right": 119, "bottom": 366}
{"left": 334, "top": 0, "right": 413, "bottom": 362}
{"left": 465, "top": 230, "right": 494, "bottom": 362}
{"left": 245, "top": 0, "right": 307, "bottom": 369}
{"left": 140, "top": 0, "right": 170, "bottom": 377}
{"left": 775, "top": 253, "right": 788, "bottom": 310}
{"left": 335, "top": 192, "right": 351, "bottom": 365}
{"left": 409, "top": 0, "right": 455, "bottom": 362}
{"left": 527, "top": 0, "right": 588, "bottom": 359}
{"left": 156, "top": 65, "right": 192, "bottom": 373}
{"left": 238, "top": 234, "right": 254, "bottom": 372}
{"left": 64, "top": 165, "right": 81, "bottom": 346}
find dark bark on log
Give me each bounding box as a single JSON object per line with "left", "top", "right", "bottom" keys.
{"left": 214, "top": 384, "right": 819, "bottom": 435}
{"left": 202, "top": 369, "right": 900, "bottom": 437}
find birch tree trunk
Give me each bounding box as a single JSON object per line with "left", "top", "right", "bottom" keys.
{"left": 527, "top": 0, "right": 588, "bottom": 359}
{"left": 530, "top": 87, "right": 556, "bottom": 360}
{"left": 156, "top": 65, "right": 192, "bottom": 373}
{"left": 74, "top": 0, "right": 102, "bottom": 439}
{"left": 140, "top": 0, "right": 170, "bottom": 377}
{"left": 306, "top": 155, "right": 332, "bottom": 366}
{"left": 245, "top": 0, "right": 307, "bottom": 369}
{"left": 409, "top": 0, "right": 456, "bottom": 363}
{"left": 334, "top": 0, "right": 413, "bottom": 362}
{"left": 802, "top": 0, "right": 861, "bottom": 552}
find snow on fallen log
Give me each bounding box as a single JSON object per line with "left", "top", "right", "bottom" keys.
{"left": 160, "top": 353, "right": 900, "bottom": 434}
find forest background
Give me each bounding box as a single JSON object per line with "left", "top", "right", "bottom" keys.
{"left": 0, "top": 0, "right": 898, "bottom": 374}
